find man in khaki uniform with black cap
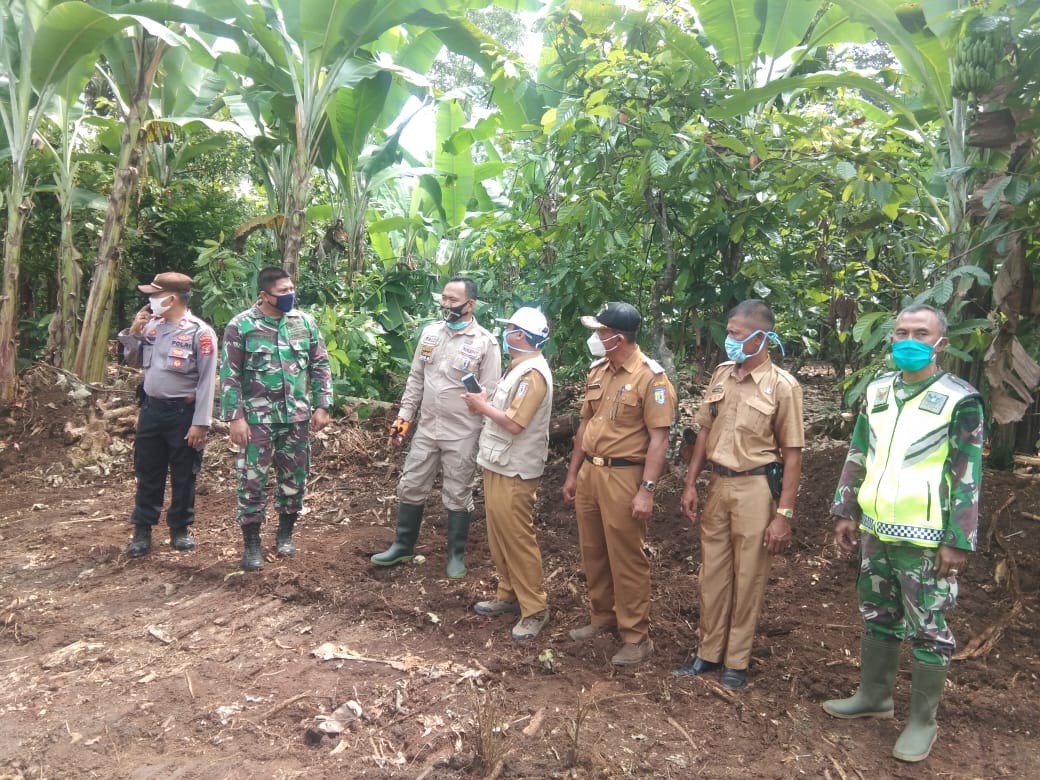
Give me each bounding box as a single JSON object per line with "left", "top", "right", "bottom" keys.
{"left": 563, "top": 302, "right": 676, "bottom": 666}
{"left": 118, "top": 272, "right": 217, "bottom": 557}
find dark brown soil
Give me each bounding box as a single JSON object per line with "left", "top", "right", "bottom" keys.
{"left": 1, "top": 367, "right": 1038, "bottom": 779}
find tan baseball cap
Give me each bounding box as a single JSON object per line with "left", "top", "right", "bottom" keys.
{"left": 138, "top": 272, "right": 192, "bottom": 294}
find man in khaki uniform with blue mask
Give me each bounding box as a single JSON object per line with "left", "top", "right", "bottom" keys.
{"left": 674, "top": 299, "right": 803, "bottom": 690}
{"left": 563, "top": 302, "right": 676, "bottom": 667}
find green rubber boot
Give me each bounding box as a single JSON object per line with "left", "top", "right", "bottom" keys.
{"left": 822, "top": 636, "right": 901, "bottom": 719}
{"left": 892, "top": 660, "right": 948, "bottom": 762}
{"left": 445, "top": 510, "right": 471, "bottom": 579}
{"left": 371, "top": 503, "right": 424, "bottom": 566}
{"left": 241, "top": 523, "right": 263, "bottom": 571}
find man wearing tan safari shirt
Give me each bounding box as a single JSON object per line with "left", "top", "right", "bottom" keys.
{"left": 674, "top": 299, "right": 804, "bottom": 690}
{"left": 563, "top": 302, "right": 676, "bottom": 667}
{"left": 372, "top": 277, "right": 501, "bottom": 578}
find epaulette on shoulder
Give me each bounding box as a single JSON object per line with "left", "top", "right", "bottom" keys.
{"left": 940, "top": 372, "right": 980, "bottom": 395}
{"left": 774, "top": 366, "right": 799, "bottom": 386}
{"left": 642, "top": 356, "right": 666, "bottom": 375}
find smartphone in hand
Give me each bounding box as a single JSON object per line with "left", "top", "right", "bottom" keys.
{"left": 461, "top": 373, "right": 482, "bottom": 393}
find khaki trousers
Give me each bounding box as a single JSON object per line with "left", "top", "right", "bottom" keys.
{"left": 483, "top": 469, "right": 547, "bottom": 617}
{"left": 397, "top": 426, "right": 479, "bottom": 511}
{"left": 698, "top": 473, "right": 774, "bottom": 669}
{"left": 575, "top": 464, "right": 649, "bottom": 644}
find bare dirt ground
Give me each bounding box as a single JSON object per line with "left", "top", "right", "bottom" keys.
{"left": 1, "top": 365, "right": 1039, "bottom": 780}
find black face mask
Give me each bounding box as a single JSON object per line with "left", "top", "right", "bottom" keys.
{"left": 441, "top": 302, "right": 469, "bottom": 323}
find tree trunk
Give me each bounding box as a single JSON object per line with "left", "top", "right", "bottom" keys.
{"left": 45, "top": 199, "right": 83, "bottom": 368}
{"left": 73, "top": 37, "right": 166, "bottom": 383}
{"left": 0, "top": 191, "right": 30, "bottom": 403}
{"left": 646, "top": 186, "right": 677, "bottom": 376}
{"left": 282, "top": 108, "right": 312, "bottom": 278}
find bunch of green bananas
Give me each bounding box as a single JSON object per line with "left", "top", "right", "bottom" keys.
{"left": 952, "top": 32, "right": 1003, "bottom": 99}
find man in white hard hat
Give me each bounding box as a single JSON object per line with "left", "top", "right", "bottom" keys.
{"left": 464, "top": 307, "right": 553, "bottom": 640}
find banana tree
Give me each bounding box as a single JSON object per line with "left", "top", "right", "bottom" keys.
{"left": 206, "top": 0, "right": 542, "bottom": 278}
{"left": 0, "top": 0, "right": 128, "bottom": 401}
{"left": 38, "top": 59, "right": 100, "bottom": 369}
{"left": 70, "top": 5, "right": 204, "bottom": 382}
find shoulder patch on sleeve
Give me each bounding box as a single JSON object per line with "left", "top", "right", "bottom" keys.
{"left": 198, "top": 334, "right": 215, "bottom": 356}
{"left": 642, "top": 356, "right": 666, "bottom": 374}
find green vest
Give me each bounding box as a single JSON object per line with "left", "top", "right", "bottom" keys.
{"left": 857, "top": 371, "right": 979, "bottom": 547}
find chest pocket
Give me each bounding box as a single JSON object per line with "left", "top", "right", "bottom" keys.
{"left": 245, "top": 336, "right": 275, "bottom": 371}
{"left": 289, "top": 338, "right": 310, "bottom": 368}
{"left": 166, "top": 344, "right": 195, "bottom": 373}
{"left": 585, "top": 384, "right": 605, "bottom": 413}
{"left": 615, "top": 388, "right": 643, "bottom": 422}
{"left": 736, "top": 395, "right": 775, "bottom": 432}
{"left": 451, "top": 343, "right": 481, "bottom": 374}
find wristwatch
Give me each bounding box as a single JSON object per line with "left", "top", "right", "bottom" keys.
{"left": 640, "top": 480, "right": 656, "bottom": 493}
{"left": 775, "top": 507, "right": 794, "bottom": 518}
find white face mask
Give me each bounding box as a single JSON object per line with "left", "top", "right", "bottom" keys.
{"left": 587, "top": 333, "right": 606, "bottom": 357}
{"left": 149, "top": 295, "right": 173, "bottom": 316}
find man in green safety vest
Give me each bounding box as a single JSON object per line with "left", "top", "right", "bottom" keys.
{"left": 824, "top": 303, "right": 983, "bottom": 763}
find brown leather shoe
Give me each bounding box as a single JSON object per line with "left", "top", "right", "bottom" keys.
{"left": 568, "top": 623, "right": 615, "bottom": 641}
{"left": 611, "top": 639, "right": 654, "bottom": 666}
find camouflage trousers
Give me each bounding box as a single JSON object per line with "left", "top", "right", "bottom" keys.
{"left": 235, "top": 421, "right": 310, "bottom": 526}
{"left": 857, "top": 532, "right": 958, "bottom": 665}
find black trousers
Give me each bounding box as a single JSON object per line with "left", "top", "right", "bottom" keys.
{"left": 131, "top": 396, "right": 203, "bottom": 528}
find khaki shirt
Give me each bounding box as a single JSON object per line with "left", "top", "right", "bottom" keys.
{"left": 503, "top": 357, "right": 548, "bottom": 429}
{"left": 694, "top": 359, "right": 804, "bottom": 471}
{"left": 399, "top": 318, "right": 501, "bottom": 441}
{"left": 580, "top": 347, "right": 676, "bottom": 461}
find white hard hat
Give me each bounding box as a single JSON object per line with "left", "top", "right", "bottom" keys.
{"left": 496, "top": 306, "right": 549, "bottom": 338}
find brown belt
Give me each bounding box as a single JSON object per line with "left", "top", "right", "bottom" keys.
{"left": 584, "top": 454, "right": 642, "bottom": 468}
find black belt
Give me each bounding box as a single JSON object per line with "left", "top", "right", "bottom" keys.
{"left": 710, "top": 462, "right": 770, "bottom": 477}
{"left": 584, "top": 454, "right": 642, "bottom": 468}
{"left": 144, "top": 394, "right": 195, "bottom": 407}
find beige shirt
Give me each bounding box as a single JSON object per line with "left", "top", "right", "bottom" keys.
{"left": 477, "top": 352, "right": 552, "bottom": 479}
{"left": 580, "top": 347, "right": 676, "bottom": 461}
{"left": 694, "top": 359, "right": 804, "bottom": 471}
{"left": 398, "top": 318, "right": 501, "bottom": 441}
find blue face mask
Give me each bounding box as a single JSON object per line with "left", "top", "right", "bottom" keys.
{"left": 273, "top": 292, "right": 295, "bottom": 313}
{"left": 724, "top": 329, "right": 785, "bottom": 363}
{"left": 891, "top": 338, "right": 942, "bottom": 372}
{"left": 503, "top": 328, "right": 537, "bottom": 354}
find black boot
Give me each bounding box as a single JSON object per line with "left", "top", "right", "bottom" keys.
{"left": 170, "top": 525, "right": 196, "bottom": 552}
{"left": 127, "top": 525, "right": 152, "bottom": 557}
{"left": 241, "top": 523, "right": 263, "bottom": 571}
{"left": 276, "top": 513, "right": 297, "bottom": 556}
{"left": 371, "top": 503, "right": 424, "bottom": 566}
{"left": 445, "top": 510, "right": 471, "bottom": 579}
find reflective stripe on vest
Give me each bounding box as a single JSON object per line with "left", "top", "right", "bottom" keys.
{"left": 857, "top": 372, "right": 977, "bottom": 547}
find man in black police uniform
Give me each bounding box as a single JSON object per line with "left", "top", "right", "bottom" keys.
{"left": 118, "top": 272, "right": 218, "bottom": 557}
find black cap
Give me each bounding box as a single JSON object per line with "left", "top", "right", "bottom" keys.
{"left": 581, "top": 302, "right": 641, "bottom": 332}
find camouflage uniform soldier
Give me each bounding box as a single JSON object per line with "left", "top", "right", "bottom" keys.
{"left": 824, "top": 304, "right": 983, "bottom": 763}
{"left": 220, "top": 267, "right": 333, "bottom": 571}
